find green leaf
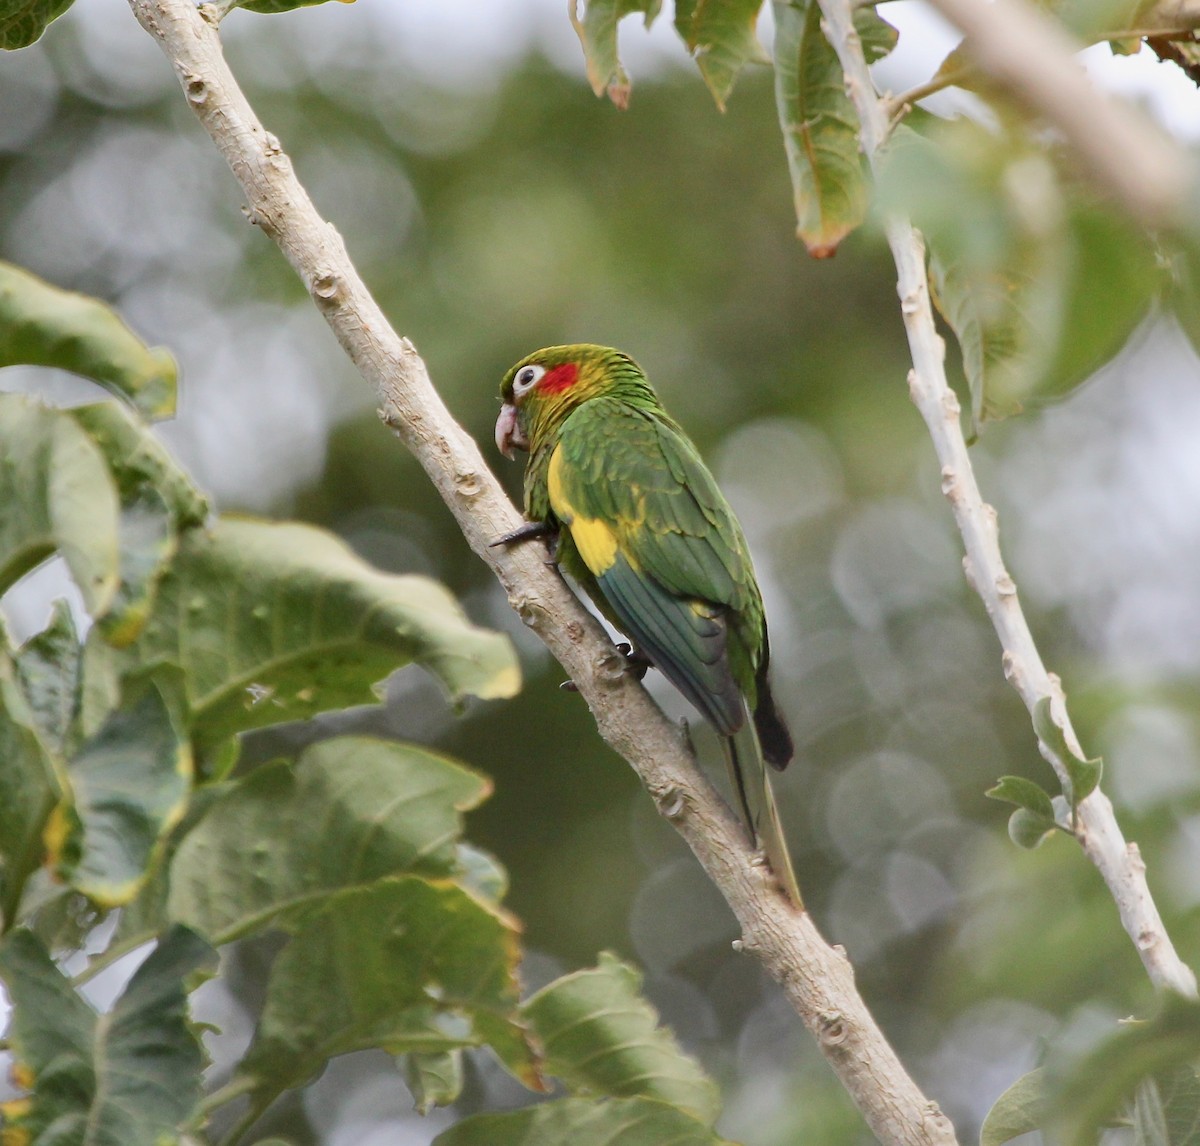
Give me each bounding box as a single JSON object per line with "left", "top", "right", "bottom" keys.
{"left": 168, "top": 736, "right": 491, "bottom": 943}
{"left": 1033, "top": 696, "right": 1103, "bottom": 807}
{"left": 405, "top": 1049, "right": 465, "bottom": 1114}
{"left": 985, "top": 775, "right": 1056, "bottom": 820}
{"left": 674, "top": 0, "right": 767, "bottom": 110}
{"left": 13, "top": 599, "right": 81, "bottom": 759}
{"left": 1050, "top": 994, "right": 1200, "bottom": 1146}
{"left": 0, "top": 261, "right": 176, "bottom": 418}
{"left": 68, "top": 401, "right": 207, "bottom": 530}
{"left": 522, "top": 952, "right": 720, "bottom": 1125}
{"left": 1007, "top": 807, "right": 1058, "bottom": 850}
{"left": 981, "top": 1067, "right": 1046, "bottom": 1146}
{"left": 0, "top": 394, "right": 121, "bottom": 617}
{"left": 877, "top": 121, "right": 1157, "bottom": 431}
{"left": 569, "top": 0, "right": 662, "bottom": 108}
{"left": 237, "top": 876, "right": 538, "bottom": 1104}
{"left": 772, "top": 1, "right": 865, "bottom": 257}
{"left": 456, "top": 841, "right": 509, "bottom": 903}
{"left": 52, "top": 676, "right": 191, "bottom": 906}
{"left": 434, "top": 1097, "right": 736, "bottom": 1146}
{"left": 105, "top": 516, "right": 520, "bottom": 758}
{"left": 1134, "top": 1066, "right": 1200, "bottom": 1146}
{"left": 0, "top": 631, "right": 57, "bottom": 928}
{"left": 67, "top": 401, "right": 208, "bottom": 645}
{"left": 0, "top": 925, "right": 216, "bottom": 1145}
{"left": 0, "top": 0, "right": 74, "bottom": 49}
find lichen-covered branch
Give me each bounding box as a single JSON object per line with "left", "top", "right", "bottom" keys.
{"left": 815, "top": 0, "right": 1198, "bottom": 1000}
{"left": 124, "top": 0, "right": 960, "bottom": 1140}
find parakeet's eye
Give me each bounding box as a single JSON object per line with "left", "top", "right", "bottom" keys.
{"left": 512, "top": 364, "right": 545, "bottom": 396}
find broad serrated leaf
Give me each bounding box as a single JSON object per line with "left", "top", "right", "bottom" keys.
{"left": 434, "top": 1096, "right": 736, "bottom": 1146}
{"left": 0, "top": 635, "right": 57, "bottom": 928}
{"left": 53, "top": 676, "right": 191, "bottom": 906}
{"left": 1050, "top": 994, "right": 1200, "bottom": 1146}
{"left": 1007, "top": 807, "right": 1058, "bottom": 850}
{"left": 0, "top": 261, "right": 176, "bottom": 417}
{"left": 0, "top": 394, "right": 121, "bottom": 617}
{"left": 986, "top": 775, "right": 1056, "bottom": 820}
{"left": 675, "top": 0, "right": 767, "bottom": 110}
{"left": 102, "top": 517, "right": 520, "bottom": 758}
{"left": 1033, "top": 696, "right": 1103, "bottom": 807}
{"left": 237, "top": 876, "right": 539, "bottom": 1105}
{"left": 522, "top": 952, "right": 720, "bottom": 1125}
{"left": 168, "top": 736, "right": 491, "bottom": 943}
{"left": 13, "top": 599, "right": 81, "bottom": 759}
{"left": 0, "top": 925, "right": 216, "bottom": 1145}
{"left": 569, "top": 0, "right": 662, "bottom": 107}
{"left": 0, "top": 0, "right": 73, "bottom": 49}
{"left": 405, "top": 1049, "right": 465, "bottom": 1114}
{"left": 981, "top": 1067, "right": 1046, "bottom": 1146}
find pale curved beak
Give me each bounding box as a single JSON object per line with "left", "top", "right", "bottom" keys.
{"left": 495, "top": 403, "right": 528, "bottom": 459}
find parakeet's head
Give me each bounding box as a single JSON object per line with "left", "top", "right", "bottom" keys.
{"left": 495, "top": 344, "right": 653, "bottom": 458}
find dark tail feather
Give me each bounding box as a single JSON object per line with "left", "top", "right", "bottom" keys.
{"left": 754, "top": 669, "right": 793, "bottom": 771}
{"left": 724, "top": 717, "right": 802, "bottom": 906}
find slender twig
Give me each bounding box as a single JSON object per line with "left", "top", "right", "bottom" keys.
{"left": 882, "top": 65, "right": 972, "bottom": 118}
{"left": 814, "top": 0, "right": 1198, "bottom": 1000}
{"left": 125, "top": 1, "right": 960, "bottom": 1142}
{"left": 919, "top": 0, "right": 1191, "bottom": 226}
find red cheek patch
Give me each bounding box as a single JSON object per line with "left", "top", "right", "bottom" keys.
{"left": 539, "top": 362, "right": 578, "bottom": 395}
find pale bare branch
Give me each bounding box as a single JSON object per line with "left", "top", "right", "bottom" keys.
{"left": 815, "top": 0, "right": 1198, "bottom": 1000}
{"left": 124, "top": 0, "right": 961, "bottom": 1140}
{"left": 920, "top": 0, "right": 1192, "bottom": 226}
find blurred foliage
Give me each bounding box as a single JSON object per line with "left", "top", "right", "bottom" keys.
{"left": 1, "top": 1, "right": 1200, "bottom": 1144}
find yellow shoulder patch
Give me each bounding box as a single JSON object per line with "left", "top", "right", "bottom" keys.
{"left": 548, "top": 445, "right": 619, "bottom": 575}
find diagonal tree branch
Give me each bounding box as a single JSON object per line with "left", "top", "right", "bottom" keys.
{"left": 125, "top": 0, "right": 959, "bottom": 1141}
{"left": 920, "top": 0, "right": 1192, "bottom": 227}
{"left": 815, "top": 0, "right": 1198, "bottom": 1000}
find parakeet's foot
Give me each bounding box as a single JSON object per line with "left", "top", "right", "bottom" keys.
{"left": 614, "top": 642, "right": 651, "bottom": 680}
{"left": 489, "top": 520, "right": 560, "bottom": 566}
{"left": 561, "top": 641, "right": 651, "bottom": 691}
{"left": 488, "top": 520, "right": 556, "bottom": 548}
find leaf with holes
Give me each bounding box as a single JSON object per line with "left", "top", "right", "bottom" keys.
{"left": 168, "top": 736, "right": 491, "bottom": 944}
{"left": 236, "top": 876, "right": 539, "bottom": 1106}
{"left": 94, "top": 516, "right": 520, "bottom": 762}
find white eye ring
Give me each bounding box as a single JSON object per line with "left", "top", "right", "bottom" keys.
{"left": 512, "top": 364, "right": 545, "bottom": 396}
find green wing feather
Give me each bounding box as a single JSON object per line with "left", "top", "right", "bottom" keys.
{"left": 551, "top": 399, "right": 765, "bottom": 735}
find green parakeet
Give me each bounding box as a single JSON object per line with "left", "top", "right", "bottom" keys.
{"left": 494, "top": 344, "right": 800, "bottom": 905}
